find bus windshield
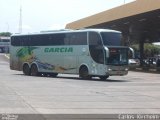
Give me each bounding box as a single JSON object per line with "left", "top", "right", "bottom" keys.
{"left": 106, "top": 48, "right": 128, "bottom": 65}
{"left": 101, "top": 32, "right": 121, "bottom": 46}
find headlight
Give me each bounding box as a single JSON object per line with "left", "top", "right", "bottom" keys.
{"left": 125, "top": 68, "right": 129, "bottom": 71}
{"left": 108, "top": 68, "right": 112, "bottom": 71}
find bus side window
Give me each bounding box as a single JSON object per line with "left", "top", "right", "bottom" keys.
{"left": 64, "top": 34, "right": 70, "bottom": 45}
{"left": 21, "top": 36, "right": 29, "bottom": 46}
{"left": 11, "top": 36, "right": 20, "bottom": 46}
{"left": 64, "top": 32, "right": 87, "bottom": 45}
{"left": 74, "top": 32, "right": 87, "bottom": 45}
{"left": 52, "top": 34, "right": 65, "bottom": 45}
{"left": 70, "top": 34, "right": 76, "bottom": 45}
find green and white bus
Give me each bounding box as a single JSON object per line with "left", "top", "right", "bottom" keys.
{"left": 10, "top": 29, "right": 133, "bottom": 80}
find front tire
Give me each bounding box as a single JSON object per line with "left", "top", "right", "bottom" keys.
{"left": 30, "top": 64, "right": 39, "bottom": 76}
{"left": 49, "top": 73, "right": 58, "bottom": 77}
{"left": 79, "top": 66, "right": 91, "bottom": 79}
{"left": 99, "top": 75, "right": 109, "bottom": 80}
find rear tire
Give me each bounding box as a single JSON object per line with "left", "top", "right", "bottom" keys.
{"left": 23, "top": 64, "right": 30, "bottom": 76}
{"left": 31, "top": 64, "right": 39, "bottom": 76}
{"left": 79, "top": 66, "right": 91, "bottom": 79}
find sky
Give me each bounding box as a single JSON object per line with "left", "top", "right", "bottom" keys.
{"left": 0, "top": 0, "right": 135, "bottom": 34}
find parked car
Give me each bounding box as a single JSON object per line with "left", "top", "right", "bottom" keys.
{"left": 129, "top": 59, "right": 140, "bottom": 69}
{"left": 143, "top": 57, "right": 158, "bottom": 68}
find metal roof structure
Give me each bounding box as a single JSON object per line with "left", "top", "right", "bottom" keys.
{"left": 66, "top": 0, "right": 160, "bottom": 64}
{"left": 66, "top": 0, "right": 160, "bottom": 31}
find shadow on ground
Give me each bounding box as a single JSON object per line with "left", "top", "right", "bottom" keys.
{"left": 13, "top": 73, "right": 129, "bottom": 83}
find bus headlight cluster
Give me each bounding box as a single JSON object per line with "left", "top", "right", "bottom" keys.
{"left": 108, "top": 68, "right": 112, "bottom": 71}
{"left": 125, "top": 68, "right": 129, "bottom": 71}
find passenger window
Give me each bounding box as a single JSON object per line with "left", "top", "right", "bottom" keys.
{"left": 64, "top": 32, "right": 87, "bottom": 45}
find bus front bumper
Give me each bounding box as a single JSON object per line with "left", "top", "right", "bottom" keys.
{"left": 107, "top": 67, "right": 128, "bottom": 76}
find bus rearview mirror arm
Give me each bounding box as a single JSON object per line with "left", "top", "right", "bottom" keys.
{"left": 104, "top": 46, "right": 109, "bottom": 58}
{"left": 129, "top": 47, "right": 135, "bottom": 58}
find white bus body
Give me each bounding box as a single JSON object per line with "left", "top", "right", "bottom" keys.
{"left": 10, "top": 29, "right": 129, "bottom": 80}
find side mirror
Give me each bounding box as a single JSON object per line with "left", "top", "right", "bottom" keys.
{"left": 104, "top": 46, "right": 109, "bottom": 58}
{"left": 129, "top": 47, "right": 135, "bottom": 58}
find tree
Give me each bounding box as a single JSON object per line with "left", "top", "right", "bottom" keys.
{"left": 131, "top": 43, "right": 160, "bottom": 58}
{"left": 0, "top": 32, "right": 12, "bottom": 37}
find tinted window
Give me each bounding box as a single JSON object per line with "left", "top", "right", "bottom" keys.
{"left": 89, "top": 32, "right": 102, "bottom": 45}
{"left": 101, "top": 32, "right": 121, "bottom": 46}
{"left": 11, "top": 36, "right": 28, "bottom": 46}
{"left": 89, "top": 32, "right": 104, "bottom": 64}
{"left": 29, "top": 35, "right": 44, "bottom": 46}
{"left": 29, "top": 34, "right": 65, "bottom": 46}
{"left": 21, "top": 36, "right": 29, "bottom": 46}
{"left": 11, "top": 34, "right": 65, "bottom": 46}
{"left": 107, "top": 48, "right": 128, "bottom": 65}
{"left": 11, "top": 36, "right": 17, "bottom": 46}
{"left": 64, "top": 32, "right": 87, "bottom": 45}
{"left": 11, "top": 32, "right": 87, "bottom": 46}
{"left": 51, "top": 34, "right": 65, "bottom": 45}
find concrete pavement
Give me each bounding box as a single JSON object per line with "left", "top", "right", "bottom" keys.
{"left": 0, "top": 53, "right": 160, "bottom": 119}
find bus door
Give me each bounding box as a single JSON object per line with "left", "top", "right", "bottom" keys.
{"left": 88, "top": 32, "right": 105, "bottom": 75}
{"left": 89, "top": 32, "right": 104, "bottom": 64}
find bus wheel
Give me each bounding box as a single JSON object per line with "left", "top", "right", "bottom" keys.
{"left": 31, "top": 64, "right": 39, "bottom": 76}
{"left": 99, "top": 76, "right": 109, "bottom": 80}
{"left": 23, "top": 64, "right": 30, "bottom": 76}
{"left": 79, "top": 66, "right": 91, "bottom": 79}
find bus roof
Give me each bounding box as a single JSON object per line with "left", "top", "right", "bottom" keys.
{"left": 12, "top": 28, "right": 121, "bottom": 37}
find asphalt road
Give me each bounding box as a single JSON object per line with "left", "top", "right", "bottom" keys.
{"left": 0, "top": 53, "right": 160, "bottom": 119}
